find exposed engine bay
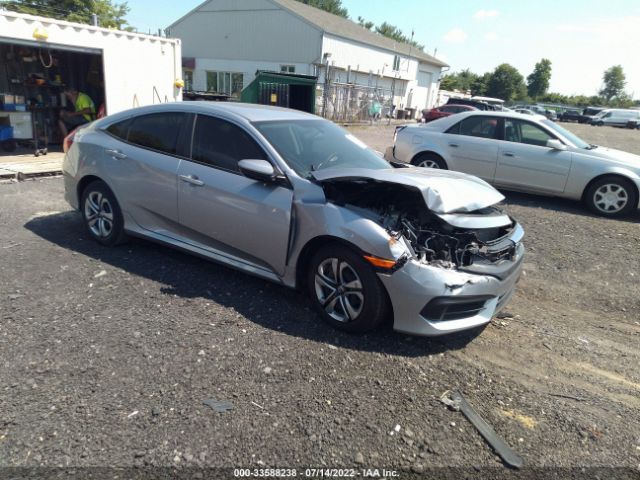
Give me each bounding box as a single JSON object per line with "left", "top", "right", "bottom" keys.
{"left": 322, "top": 179, "right": 518, "bottom": 268}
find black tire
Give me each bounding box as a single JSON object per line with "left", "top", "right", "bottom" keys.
{"left": 80, "top": 180, "right": 127, "bottom": 246}
{"left": 307, "top": 244, "right": 391, "bottom": 333}
{"left": 1, "top": 139, "right": 17, "bottom": 152}
{"left": 412, "top": 152, "right": 447, "bottom": 169}
{"left": 584, "top": 176, "right": 638, "bottom": 217}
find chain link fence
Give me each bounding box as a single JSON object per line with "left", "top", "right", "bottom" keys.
{"left": 317, "top": 83, "right": 397, "bottom": 123}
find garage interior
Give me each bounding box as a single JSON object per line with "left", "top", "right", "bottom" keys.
{"left": 0, "top": 40, "right": 105, "bottom": 158}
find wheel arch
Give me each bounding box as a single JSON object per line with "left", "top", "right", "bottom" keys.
{"left": 410, "top": 150, "right": 448, "bottom": 168}
{"left": 77, "top": 175, "right": 107, "bottom": 203}
{"left": 582, "top": 173, "right": 640, "bottom": 207}
{"left": 295, "top": 235, "right": 368, "bottom": 291}
{"left": 295, "top": 235, "right": 395, "bottom": 328}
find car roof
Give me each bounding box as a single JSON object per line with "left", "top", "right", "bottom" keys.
{"left": 101, "top": 101, "right": 318, "bottom": 124}
{"left": 420, "top": 110, "right": 551, "bottom": 131}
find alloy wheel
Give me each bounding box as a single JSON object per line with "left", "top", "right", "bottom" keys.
{"left": 84, "top": 191, "right": 114, "bottom": 238}
{"left": 314, "top": 258, "right": 364, "bottom": 322}
{"left": 418, "top": 159, "right": 440, "bottom": 168}
{"left": 593, "top": 183, "right": 629, "bottom": 214}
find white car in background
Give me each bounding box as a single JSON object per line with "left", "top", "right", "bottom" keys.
{"left": 387, "top": 111, "right": 640, "bottom": 217}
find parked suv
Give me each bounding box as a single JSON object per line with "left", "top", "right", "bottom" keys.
{"left": 559, "top": 109, "right": 582, "bottom": 122}
{"left": 580, "top": 107, "right": 604, "bottom": 124}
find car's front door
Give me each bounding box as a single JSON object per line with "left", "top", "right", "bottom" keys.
{"left": 494, "top": 118, "right": 572, "bottom": 194}
{"left": 102, "top": 112, "right": 190, "bottom": 234}
{"left": 442, "top": 115, "right": 500, "bottom": 182}
{"left": 176, "top": 114, "right": 293, "bottom": 276}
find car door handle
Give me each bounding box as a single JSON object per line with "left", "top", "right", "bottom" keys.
{"left": 503, "top": 152, "right": 515, "bottom": 157}
{"left": 105, "top": 149, "right": 127, "bottom": 160}
{"left": 179, "top": 174, "right": 204, "bottom": 186}
{"left": 448, "top": 143, "right": 459, "bottom": 148}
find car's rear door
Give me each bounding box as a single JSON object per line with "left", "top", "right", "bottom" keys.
{"left": 441, "top": 115, "right": 501, "bottom": 182}
{"left": 494, "top": 118, "right": 572, "bottom": 193}
{"left": 176, "top": 114, "right": 293, "bottom": 276}
{"left": 101, "top": 112, "right": 190, "bottom": 234}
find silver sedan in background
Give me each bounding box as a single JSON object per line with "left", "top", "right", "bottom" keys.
{"left": 388, "top": 111, "right": 640, "bottom": 217}
{"left": 63, "top": 103, "right": 524, "bottom": 336}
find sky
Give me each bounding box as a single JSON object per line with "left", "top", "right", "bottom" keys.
{"left": 126, "top": 0, "right": 640, "bottom": 97}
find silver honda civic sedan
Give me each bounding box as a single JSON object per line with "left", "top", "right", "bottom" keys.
{"left": 63, "top": 103, "right": 524, "bottom": 336}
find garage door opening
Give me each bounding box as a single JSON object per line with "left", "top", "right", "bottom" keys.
{"left": 0, "top": 40, "right": 105, "bottom": 158}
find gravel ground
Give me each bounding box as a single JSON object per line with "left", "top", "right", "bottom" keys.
{"left": 1, "top": 122, "right": 639, "bottom": 479}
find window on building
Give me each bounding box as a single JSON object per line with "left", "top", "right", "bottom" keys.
{"left": 183, "top": 69, "right": 193, "bottom": 91}
{"left": 191, "top": 115, "right": 267, "bottom": 173}
{"left": 280, "top": 65, "right": 296, "bottom": 73}
{"left": 205, "top": 71, "right": 244, "bottom": 98}
{"left": 392, "top": 55, "right": 401, "bottom": 71}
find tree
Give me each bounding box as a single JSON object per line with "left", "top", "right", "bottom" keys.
{"left": 439, "top": 74, "right": 458, "bottom": 91}
{"left": 357, "top": 16, "right": 374, "bottom": 30}
{"left": 471, "top": 72, "right": 491, "bottom": 96}
{"left": 3, "top": 0, "right": 131, "bottom": 29}
{"left": 437, "top": 69, "right": 480, "bottom": 93}
{"left": 527, "top": 58, "right": 552, "bottom": 100}
{"left": 599, "top": 65, "right": 626, "bottom": 102}
{"left": 293, "top": 0, "right": 348, "bottom": 18}
{"left": 375, "top": 22, "right": 424, "bottom": 50}
{"left": 486, "top": 63, "right": 526, "bottom": 101}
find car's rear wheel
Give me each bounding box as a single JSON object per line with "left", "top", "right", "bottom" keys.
{"left": 584, "top": 176, "right": 637, "bottom": 217}
{"left": 307, "top": 244, "right": 390, "bottom": 333}
{"left": 80, "top": 180, "right": 127, "bottom": 246}
{"left": 412, "top": 152, "right": 447, "bottom": 169}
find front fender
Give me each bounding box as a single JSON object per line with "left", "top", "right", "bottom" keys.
{"left": 281, "top": 201, "right": 408, "bottom": 288}
{"left": 565, "top": 159, "right": 640, "bottom": 201}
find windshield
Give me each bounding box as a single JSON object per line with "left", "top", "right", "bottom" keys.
{"left": 254, "top": 119, "right": 391, "bottom": 178}
{"left": 541, "top": 119, "right": 590, "bottom": 149}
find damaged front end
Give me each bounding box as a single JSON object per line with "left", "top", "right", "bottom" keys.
{"left": 318, "top": 175, "right": 520, "bottom": 270}
{"left": 312, "top": 168, "right": 525, "bottom": 336}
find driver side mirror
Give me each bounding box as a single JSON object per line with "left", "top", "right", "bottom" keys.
{"left": 547, "top": 139, "right": 567, "bottom": 151}
{"left": 238, "top": 159, "right": 281, "bottom": 183}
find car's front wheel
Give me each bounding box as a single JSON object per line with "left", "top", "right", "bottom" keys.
{"left": 307, "top": 244, "right": 390, "bottom": 333}
{"left": 412, "top": 152, "right": 447, "bottom": 169}
{"left": 584, "top": 176, "right": 637, "bottom": 217}
{"left": 80, "top": 180, "right": 127, "bottom": 246}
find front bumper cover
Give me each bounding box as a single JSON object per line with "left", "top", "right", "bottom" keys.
{"left": 379, "top": 242, "right": 524, "bottom": 336}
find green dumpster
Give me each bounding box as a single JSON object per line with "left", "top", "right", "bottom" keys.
{"left": 240, "top": 71, "right": 318, "bottom": 114}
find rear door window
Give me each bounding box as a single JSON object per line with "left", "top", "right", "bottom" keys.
{"left": 127, "top": 113, "right": 187, "bottom": 155}
{"left": 105, "top": 118, "right": 132, "bottom": 140}
{"left": 191, "top": 115, "right": 267, "bottom": 173}
{"left": 447, "top": 116, "right": 499, "bottom": 139}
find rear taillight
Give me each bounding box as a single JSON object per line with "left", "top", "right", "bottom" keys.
{"left": 393, "top": 125, "right": 407, "bottom": 143}
{"left": 63, "top": 128, "right": 78, "bottom": 153}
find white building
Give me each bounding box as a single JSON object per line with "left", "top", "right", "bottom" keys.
{"left": 167, "top": 0, "right": 448, "bottom": 115}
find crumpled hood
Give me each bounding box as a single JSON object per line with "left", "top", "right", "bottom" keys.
{"left": 312, "top": 167, "right": 505, "bottom": 213}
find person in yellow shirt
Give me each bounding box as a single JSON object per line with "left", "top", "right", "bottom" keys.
{"left": 58, "top": 88, "right": 96, "bottom": 137}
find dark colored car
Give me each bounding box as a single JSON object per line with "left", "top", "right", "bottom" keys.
{"left": 559, "top": 109, "right": 582, "bottom": 122}
{"left": 445, "top": 97, "right": 498, "bottom": 111}
{"left": 421, "top": 104, "right": 476, "bottom": 122}
{"left": 579, "top": 107, "right": 604, "bottom": 124}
